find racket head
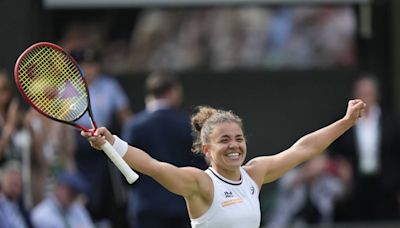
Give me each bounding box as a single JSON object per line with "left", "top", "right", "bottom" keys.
{"left": 14, "top": 42, "right": 92, "bottom": 131}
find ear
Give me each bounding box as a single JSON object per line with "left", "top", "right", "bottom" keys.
{"left": 202, "top": 144, "right": 209, "bottom": 155}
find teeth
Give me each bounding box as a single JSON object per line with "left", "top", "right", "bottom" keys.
{"left": 227, "top": 153, "right": 240, "bottom": 158}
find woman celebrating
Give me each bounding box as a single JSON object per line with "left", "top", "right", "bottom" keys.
{"left": 83, "top": 99, "right": 365, "bottom": 228}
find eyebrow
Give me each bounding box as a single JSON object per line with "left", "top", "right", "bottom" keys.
{"left": 218, "top": 134, "right": 243, "bottom": 139}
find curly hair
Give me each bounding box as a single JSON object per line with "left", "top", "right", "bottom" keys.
{"left": 191, "top": 106, "right": 244, "bottom": 155}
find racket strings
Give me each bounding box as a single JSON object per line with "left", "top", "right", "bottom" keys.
{"left": 17, "top": 46, "right": 88, "bottom": 121}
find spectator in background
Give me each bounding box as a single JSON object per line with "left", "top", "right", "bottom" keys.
{"left": 267, "top": 154, "right": 351, "bottom": 228}
{"left": 330, "top": 74, "right": 400, "bottom": 221}
{"left": 122, "top": 71, "right": 207, "bottom": 228}
{"left": 0, "top": 69, "right": 35, "bottom": 210}
{"left": 0, "top": 70, "right": 24, "bottom": 166}
{"left": 70, "top": 48, "right": 133, "bottom": 227}
{"left": 31, "top": 170, "right": 94, "bottom": 228}
{"left": 25, "top": 108, "right": 77, "bottom": 207}
{"left": 0, "top": 161, "right": 32, "bottom": 228}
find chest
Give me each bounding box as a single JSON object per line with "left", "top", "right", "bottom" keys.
{"left": 209, "top": 180, "right": 261, "bottom": 227}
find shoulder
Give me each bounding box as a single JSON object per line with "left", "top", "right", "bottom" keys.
{"left": 128, "top": 110, "right": 155, "bottom": 125}
{"left": 244, "top": 156, "right": 274, "bottom": 187}
{"left": 95, "top": 75, "right": 124, "bottom": 90}
{"left": 157, "top": 109, "right": 192, "bottom": 128}
{"left": 123, "top": 113, "right": 147, "bottom": 137}
{"left": 182, "top": 167, "right": 213, "bottom": 196}
{"left": 69, "top": 202, "right": 91, "bottom": 216}
{"left": 31, "top": 199, "right": 56, "bottom": 223}
{"left": 184, "top": 167, "right": 214, "bottom": 214}
{"left": 136, "top": 109, "right": 189, "bottom": 126}
{"left": 31, "top": 199, "right": 53, "bottom": 215}
{"left": 130, "top": 110, "right": 149, "bottom": 122}
{"left": 153, "top": 108, "right": 189, "bottom": 119}
{"left": 186, "top": 166, "right": 212, "bottom": 184}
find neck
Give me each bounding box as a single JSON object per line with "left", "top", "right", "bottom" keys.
{"left": 211, "top": 166, "right": 241, "bottom": 181}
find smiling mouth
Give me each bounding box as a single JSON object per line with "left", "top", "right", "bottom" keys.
{"left": 226, "top": 152, "right": 240, "bottom": 159}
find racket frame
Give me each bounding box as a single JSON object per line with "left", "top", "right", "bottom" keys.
{"left": 14, "top": 42, "right": 96, "bottom": 132}
{"left": 14, "top": 42, "right": 139, "bottom": 184}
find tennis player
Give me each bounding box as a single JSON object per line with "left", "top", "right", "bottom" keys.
{"left": 82, "top": 99, "right": 366, "bottom": 228}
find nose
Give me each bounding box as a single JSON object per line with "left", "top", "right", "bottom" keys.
{"left": 228, "top": 142, "right": 239, "bottom": 149}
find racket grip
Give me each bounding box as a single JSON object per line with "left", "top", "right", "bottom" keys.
{"left": 101, "top": 141, "right": 139, "bottom": 184}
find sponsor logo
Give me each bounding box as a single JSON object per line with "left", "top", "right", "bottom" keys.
{"left": 221, "top": 198, "right": 243, "bottom": 207}
{"left": 224, "top": 191, "right": 233, "bottom": 198}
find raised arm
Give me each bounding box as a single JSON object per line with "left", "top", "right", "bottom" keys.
{"left": 82, "top": 128, "right": 207, "bottom": 198}
{"left": 245, "top": 99, "right": 366, "bottom": 186}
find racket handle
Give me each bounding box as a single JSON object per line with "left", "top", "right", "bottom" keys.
{"left": 101, "top": 141, "right": 139, "bottom": 184}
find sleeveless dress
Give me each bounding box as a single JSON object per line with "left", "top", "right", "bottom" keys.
{"left": 191, "top": 167, "right": 261, "bottom": 228}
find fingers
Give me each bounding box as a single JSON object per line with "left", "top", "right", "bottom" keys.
{"left": 348, "top": 99, "right": 365, "bottom": 108}
{"left": 80, "top": 127, "right": 107, "bottom": 137}
{"left": 346, "top": 99, "right": 367, "bottom": 121}
{"left": 81, "top": 127, "right": 109, "bottom": 150}
{"left": 352, "top": 99, "right": 366, "bottom": 111}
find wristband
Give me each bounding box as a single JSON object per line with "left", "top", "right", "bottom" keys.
{"left": 112, "top": 135, "right": 128, "bottom": 157}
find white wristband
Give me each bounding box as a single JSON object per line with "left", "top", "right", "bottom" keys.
{"left": 112, "top": 135, "right": 128, "bottom": 157}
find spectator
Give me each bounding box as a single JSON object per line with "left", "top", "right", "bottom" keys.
{"left": 31, "top": 171, "right": 94, "bottom": 228}
{"left": 0, "top": 70, "right": 24, "bottom": 166}
{"left": 122, "top": 71, "right": 207, "bottom": 228}
{"left": 266, "top": 154, "right": 351, "bottom": 228}
{"left": 25, "top": 108, "right": 76, "bottom": 206}
{"left": 0, "top": 161, "right": 32, "bottom": 228}
{"left": 0, "top": 69, "right": 34, "bottom": 210}
{"left": 330, "top": 74, "right": 400, "bottom": 221}
{"left": 70, "top": 47, "right": 133, "bottom": 227}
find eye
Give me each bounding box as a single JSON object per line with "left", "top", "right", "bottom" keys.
{"left": 219, "top": 138, "right": 229, "bottom": 144}
{"left": 236, "top": 138, "right": 244, "bottom": 142}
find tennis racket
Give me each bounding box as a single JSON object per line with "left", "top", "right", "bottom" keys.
{"left": 14, "top": 42, "right": 139, "bottom": 184}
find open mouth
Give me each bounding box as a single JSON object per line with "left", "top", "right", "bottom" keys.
{"left": 226, "top": 152, "right": 240, "bottom": 160}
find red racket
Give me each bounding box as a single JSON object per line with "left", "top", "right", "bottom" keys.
{"left": 14, "top": 42, "right": 139, "bottom": 184}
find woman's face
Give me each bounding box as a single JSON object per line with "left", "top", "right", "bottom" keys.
{"left": 203, "top": 122, "right": 247, "bottom": 173}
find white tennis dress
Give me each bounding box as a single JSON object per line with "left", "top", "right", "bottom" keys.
{"left": 190, "top": 167, "right": 261, "bottom": 228}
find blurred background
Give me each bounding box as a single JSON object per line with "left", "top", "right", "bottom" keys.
{"left": 1, "top": 0, "right": 400, "bottom": 227}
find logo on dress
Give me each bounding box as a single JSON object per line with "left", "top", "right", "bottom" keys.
{"left": 221, "top": 198, "right": 243, "bottom": 207}
{"left": 222, "top": 191, "right": 243, "bottom": 207}
{"left": 224, "top": 191, "right": 233, "bottom": 198}
{"left": 250, "top": 186, "right": 255, "bottom": 195}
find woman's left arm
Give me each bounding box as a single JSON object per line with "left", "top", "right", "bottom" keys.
{"left": 245, "top": 99, "right": 366, "bottom": 186}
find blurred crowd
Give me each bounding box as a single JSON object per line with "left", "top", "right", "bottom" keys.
{"left": 0, "top": 47, "right": 132, "bottom": 227}
{"left": 0, "top": 4, "right": 399, "bottom": 228}
{"left": 124, "top": 6, "right": 356, "bottom": 72}
{"left": 57, "top": 5, "right": 357, "bottom": 74}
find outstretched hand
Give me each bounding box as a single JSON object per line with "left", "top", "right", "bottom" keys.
{"left": 344, "top": 99, "right": 366, "bottom": 124}
{"left": 81, "top": 127, "right": 115, "bottom": 150}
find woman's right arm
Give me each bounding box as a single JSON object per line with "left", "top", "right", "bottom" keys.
{"left": 83, "top": 127, "right": 206, "bottom": 198}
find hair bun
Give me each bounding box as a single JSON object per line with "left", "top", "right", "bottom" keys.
{"left": 191, "top": 106, "right": 217, "bottom": 132}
